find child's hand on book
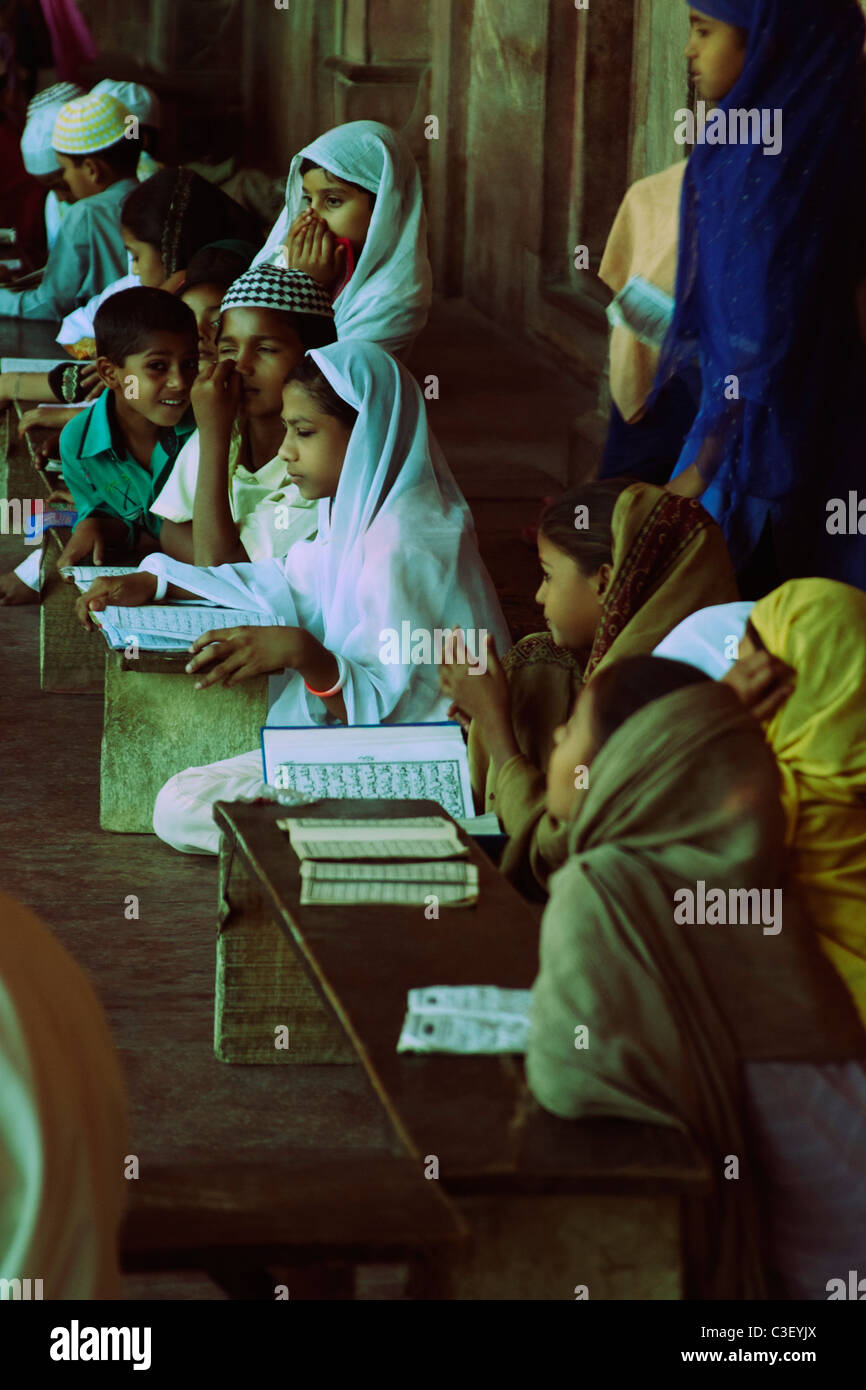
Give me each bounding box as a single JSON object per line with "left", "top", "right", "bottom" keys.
{"left": 185, "top": 625, "right": 301, "bottom": 689}
{"left": 191, "top": 360, "right": 241, "bottom": 438}
{"left": 75, "top": 571, "right": 159, "bottom": 629}
{"left": 285, "top": 210, "right": 345, "bottom": 290}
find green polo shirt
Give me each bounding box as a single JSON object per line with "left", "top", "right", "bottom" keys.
{"left": 59, "top": 390, "right": 195, "bottom": 547}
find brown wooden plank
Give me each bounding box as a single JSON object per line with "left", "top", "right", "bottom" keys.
{"left": 122, "top": 1157, "right": 466, "bottom": 1268}
{"left": 213, "top": 800, "right": 710, "bottom": 1197}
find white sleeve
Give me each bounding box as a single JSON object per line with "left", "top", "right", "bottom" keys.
{"left": 138, "top": 551, "right": 299, "bottom": 621}
{"left": 55, "top": 270, "right": 139, "bottom": 346}
{"left": 150, "top": 431, "right": 200, "bottom": 522}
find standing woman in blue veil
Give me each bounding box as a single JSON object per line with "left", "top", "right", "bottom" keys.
{"left": 661, "top": 1, "right": 866, "bottom": 597}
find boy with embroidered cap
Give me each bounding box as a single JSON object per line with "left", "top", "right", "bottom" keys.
{"left": 0, "top": 90, "right": 139, "bottom": 320}
{"left": 153, "top": 264, "right": 337, "bottom": 565}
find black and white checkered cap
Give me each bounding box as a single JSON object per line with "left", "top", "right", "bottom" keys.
{"left": 220, "top": 265, "right": 334, "bottom": 318}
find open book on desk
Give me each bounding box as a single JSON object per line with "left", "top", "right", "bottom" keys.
{"left": 279, "top": 812, "right": 479, "bottom": 906}
{"left": 89, "top": 604, "right": 285, "bottom": 652}
{"left": 262, "top": 722, "right": 475, "bottom": 821}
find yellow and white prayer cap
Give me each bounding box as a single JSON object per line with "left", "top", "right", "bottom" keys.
{"left": 51, "top": 92, "right": 132, "bottom": 156}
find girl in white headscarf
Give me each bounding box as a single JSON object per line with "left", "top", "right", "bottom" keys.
{"left": 253, "top": 121, "right": 432, "bottom": 356}
{"left": 76, "top": 341, "right": 508, "bottom": 853}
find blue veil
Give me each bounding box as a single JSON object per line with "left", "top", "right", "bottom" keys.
{"left": 657, "top": 0, "right": 866, "bottom": 569}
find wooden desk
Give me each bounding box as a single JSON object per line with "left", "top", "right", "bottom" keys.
{"left": 100, "top": 649, "right": 269, "bottom": 832}
{"left": 214, "top": 799, "right": 711, "bottom": 1299}
{"left": 124, "top": 1157, "right": 465, "bottom": 1298}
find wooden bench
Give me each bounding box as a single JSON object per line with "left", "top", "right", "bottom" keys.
{"left": 213, "top": 799, "right": 712, "bottom": 1300}
{"left": 38, "top": 528, "right": 107, "bottom": 693}
{"left": 100, "top": 648, "right": 270, "bottom": 833}
{"left": 11, "top": 408, "right": 110, "bottom": 695}
{"left": 0, "top": 403, "right": 43, "bottom": 503}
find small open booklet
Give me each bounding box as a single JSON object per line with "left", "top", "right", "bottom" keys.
{"left": 280, "top": 813, "right": 479, "bottom": 907}
{"left": 262, "top": 722, "right": 474, "bottom": 821}
{"left": 397, "top": 985, "right": 533, "bottom": 1054}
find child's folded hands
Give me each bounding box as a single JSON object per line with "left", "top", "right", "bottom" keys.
{"left": 285, "top": 210, "right": 345, "bottom": 290}
{"left": 74, "top": 571, "right": 159, "bottom": 628}
{"left": 438, "top": 630, "right": 511, "bottom": 728}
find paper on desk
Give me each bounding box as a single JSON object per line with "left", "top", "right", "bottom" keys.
{"left": 397, "top": 985, "right": 533, "bottom": 1054}
{"left": 92, "top": 604, "right": 285, "bottom": 651}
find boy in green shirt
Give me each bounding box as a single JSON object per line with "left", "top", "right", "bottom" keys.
{"left": 57, "top": 287, "right": 198, "bottom": 569}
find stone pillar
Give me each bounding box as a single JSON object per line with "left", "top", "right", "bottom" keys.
{"left": 426, "top": 0, "right": 473, "bottom": 295}
{"left": 629, "top": 0, "right": 690, "bottom": 182}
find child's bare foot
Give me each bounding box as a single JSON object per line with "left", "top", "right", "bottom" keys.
{"left": 0, "top": 570, "right": 39, "bottom": 605}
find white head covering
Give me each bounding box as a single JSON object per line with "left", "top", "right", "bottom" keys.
{"left": 0, "top": 893, "right": 127, "bottom": 1298}
{"left": 20, "top": 82, "right": 85, "bottom": 174}
{"left": 91, "top": 79, "right": 161, "bottom": 128}
{"left": 253, "top": 121, "right": 432, "bottom": 355}
{"left": 141, "top": 341, "right": 509, "bottom": 726}
{"left": 653, "top": 601, "right": 755, "bottom": 678}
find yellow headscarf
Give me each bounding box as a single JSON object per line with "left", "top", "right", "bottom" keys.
{"left": 752, "top": 578, "right": 866, "bottom": 1023}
